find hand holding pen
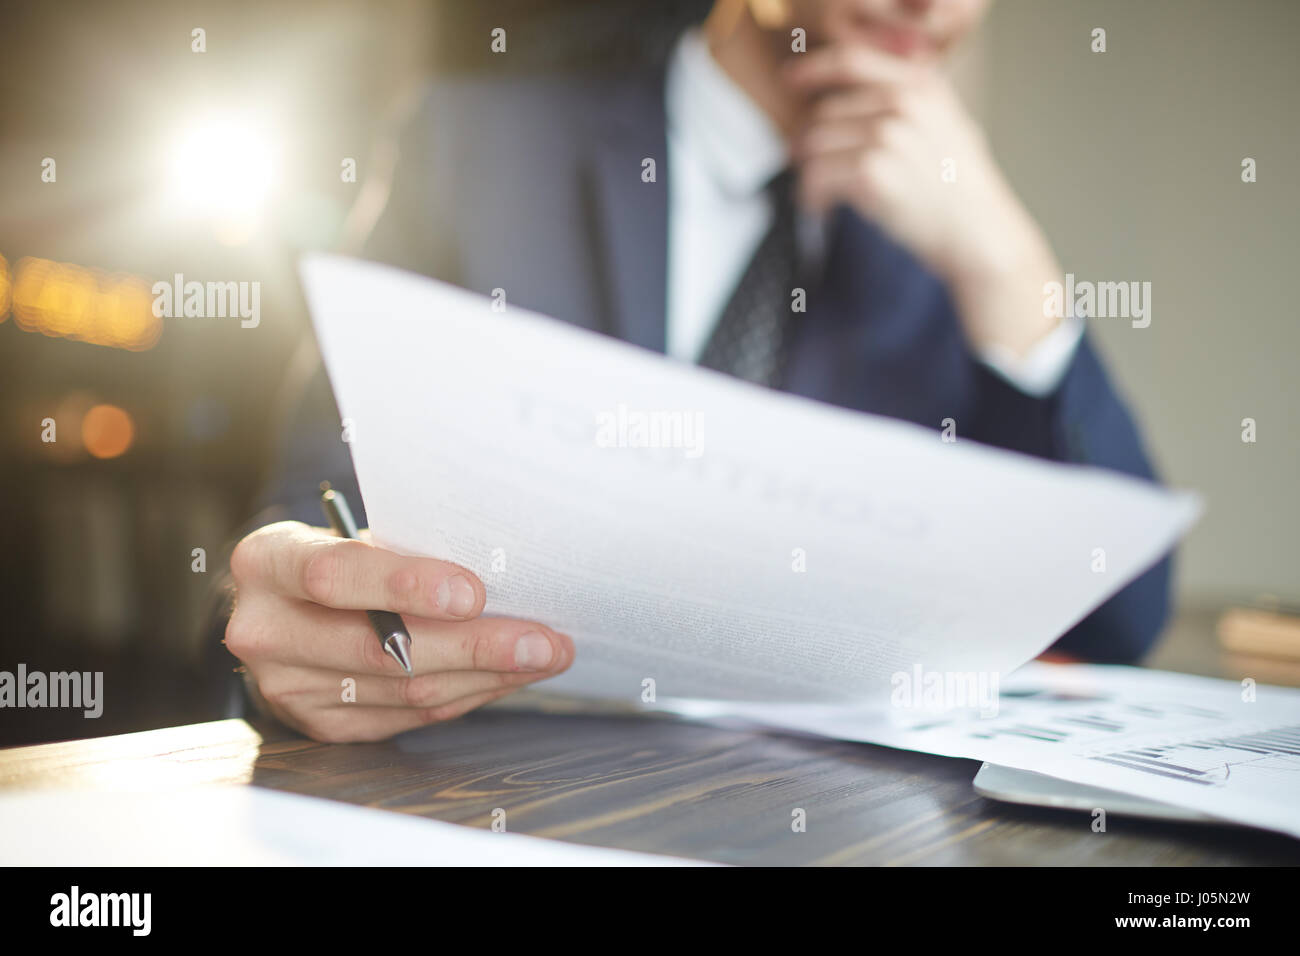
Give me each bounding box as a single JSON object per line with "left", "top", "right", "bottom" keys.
{"left": 222, "top": 485, "right": 575, "bottom": 742}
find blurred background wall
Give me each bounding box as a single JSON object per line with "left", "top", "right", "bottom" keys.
{"left": 1, "top": 0, "right": 1295, "bottom": 746}
{"left": 981, "top": 0, "right": 1299, "bottom": 606}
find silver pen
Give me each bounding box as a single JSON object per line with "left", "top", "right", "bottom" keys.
{"left": 318, "top": 482, "right": 413, "bottom": 674}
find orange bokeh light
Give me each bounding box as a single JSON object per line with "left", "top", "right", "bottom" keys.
{"left": 81, "top": 404, "right": 135, "bottom": 459}
{"left": 0, "top": 253, "right": 11, "bottom": 322}
{"left": 10, "top": 257, "right": 161, "bottom": 350}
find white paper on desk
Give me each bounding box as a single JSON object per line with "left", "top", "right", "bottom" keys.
{"left": 301, "top": 255, "right": 1200, "bottom": 704}
{"left": 0, "top": 786, "right": 706, "bottom": 865}
{"left": 662, "top": 663, "right": 1300, "bottom": 839}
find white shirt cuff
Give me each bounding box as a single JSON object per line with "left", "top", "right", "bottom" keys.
{"left": 978, "top": 315, "right": 1085, "bottom": 398}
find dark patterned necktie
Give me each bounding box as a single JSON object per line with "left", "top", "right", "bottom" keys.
{"left": 698, "top": 169, "right": 799, "bottom": 387}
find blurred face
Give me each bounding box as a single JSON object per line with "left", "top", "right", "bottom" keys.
{"left": 755, "top": 0, "right": 991, "bottom": 61}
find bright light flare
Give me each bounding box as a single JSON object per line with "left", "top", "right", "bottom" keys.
{"left": 165, "top": 113, "right": 279, "bottom": 232}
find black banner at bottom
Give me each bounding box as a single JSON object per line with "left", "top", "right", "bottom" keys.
{"left": 3, "top": 865, "right": 1292, "bottom": 941}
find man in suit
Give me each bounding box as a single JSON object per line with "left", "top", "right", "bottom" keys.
{"left": 224, "top": 0, "right": 1171, "bottom": 742}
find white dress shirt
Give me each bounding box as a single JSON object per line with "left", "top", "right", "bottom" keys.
{"left": 663, "top": 29, "right": 1082, "bottom": 397}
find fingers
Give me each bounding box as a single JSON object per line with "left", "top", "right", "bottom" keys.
{"left": 798, "top": 148, "right": 870, "bottom": 214}
{"left": 784, "top": 43, "right": 918, "bottom": 93}
{"left": 226, "top": 521, "right": 579, "bottom": 743}
{"left": 806, "top": 86, "right": 901, "bottom": 125}
{"left": 796, "top": 114, "right": 889, "bottom": 161}
{"left": 254, "top": 661, "right": 551, "bottom": 710}
{"left": 797, "top": 116, "right": 924, "bottom": 215}
{"left": 234, "top": 611, "right": 576, "bottom": 743}
{"left": 264, "top": 689, "right": 520, "bottom": 744}
{"left": 231, "top": 520, "right": 485, "bottom": 620}
{"left": 796, "top": 82, "right": 928, "bottom": 155}
{"left": 227, "top": 594, "right": 575, "bottom": 677}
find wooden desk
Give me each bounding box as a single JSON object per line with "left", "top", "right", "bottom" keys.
{"left": 2, "top": 708, "right": 1297, "bottom": 865}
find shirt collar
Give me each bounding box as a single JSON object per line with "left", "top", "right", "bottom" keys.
{"left": 665, "top": 28, "right": 788, "bottom": 199}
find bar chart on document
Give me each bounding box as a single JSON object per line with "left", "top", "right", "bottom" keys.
{"left": 973, "top": 690, "right": 1300, "bottom": 785}
{"left": 906, "top": 666, "right": 1300, "bottom": 783}
{"left": 676, "top": 663, "right": 1300, "bottom": 835}
{"left": 1083, "top": 723, "right": 1300, "bottom": 786}
{"left": 900, "top": 664, "right": 1300, "bottom": 835}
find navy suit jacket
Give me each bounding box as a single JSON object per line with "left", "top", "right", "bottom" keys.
{"left": 265, "top": 65, "right": 1172, "bottom": 663}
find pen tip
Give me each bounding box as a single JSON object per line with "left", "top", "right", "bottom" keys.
{"left": 385, "top": 633, "right": 414, "bottom": 674}
{"left": 319, "top": 480, "right": 332, "bottom": 493}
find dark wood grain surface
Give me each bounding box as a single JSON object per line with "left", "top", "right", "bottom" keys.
{"left": 3, "top": 704, "right": 1298, "bottom": 865}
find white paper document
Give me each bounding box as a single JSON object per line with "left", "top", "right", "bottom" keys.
{"left": 663, "top": 663, "right": 1300, "bottom": 839}
{"left": 0, "top": 786, "right": 704, "bottom": 866}
{"left": 301, "top": 255, "right": 1200, "bottom": 704}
